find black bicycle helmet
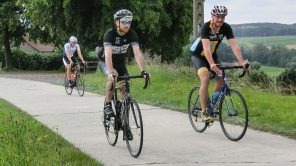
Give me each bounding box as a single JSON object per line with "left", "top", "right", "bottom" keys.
{"left": 114, "top": 9, "right": 133, "bottom": 21}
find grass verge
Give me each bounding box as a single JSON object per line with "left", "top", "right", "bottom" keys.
{"left": 0, "top": 99, "right": 103, "bottom": 166}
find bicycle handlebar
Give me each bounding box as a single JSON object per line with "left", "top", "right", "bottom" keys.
{"left": 117, "top": 75, "right": 150, "bottom": 89}
{"left": 217, "top": 63, "right": 249, "bottom": 78}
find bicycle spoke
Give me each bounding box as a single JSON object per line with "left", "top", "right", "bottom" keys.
{"left": 76, "top": 75, "right": 85, "bottom": 97}
{"left": 188, "top": 87, "right": 207, "bottom": 132}
{"left": 103, "top": 102, "right": 118, "bottom": 146}
{"left": 64, "top": 75, "right": 73, "bottom": 95}
{"left": 219, "top": 89, "right": 248, "bottom": 141}
{"left": 124, "top": 100, "right": 143, "bottom": 158}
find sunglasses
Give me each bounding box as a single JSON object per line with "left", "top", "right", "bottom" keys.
{"left": 120, "top": 20, "right": 132, "bottom": 25}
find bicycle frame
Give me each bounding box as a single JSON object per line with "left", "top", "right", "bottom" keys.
{"left": 188, "top": 64, "right": 249, "bottom": 141}
{"left": 104, "top": 74, "right": 149, "bottom": 157}
{"left": 207, "top": 65, "right": 247, "bottom": 116}
{"left": 112, "top": 75, "right": 148, "bottom": 129}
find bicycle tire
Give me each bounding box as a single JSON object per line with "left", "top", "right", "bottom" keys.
{"left": 76, "top": 74, "right": 85, "bottom": 97}
{"left": 64, "top": 75, "right": 73, "bottom": 95}
{"left": 188, "top": 87, "right": 207, "bottom": 132}
{"left": 103, "top": 101, "right": 119, "bottom": 146}
{"left": 219, "top": 89, "right": 248, "bottom": 141}
{"left": 123, "top": 99, "right": 143, "bottom": 158}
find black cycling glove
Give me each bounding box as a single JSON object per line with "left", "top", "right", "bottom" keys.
{"left": 141, "top": 70, "right": 150, "bottom": 78}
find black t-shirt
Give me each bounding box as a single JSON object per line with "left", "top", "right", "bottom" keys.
{"left": 190, "top": 20, "right": 234, "bottom": 57}
{"left": 98, "top": 27, "right": 139, "bottom": 67}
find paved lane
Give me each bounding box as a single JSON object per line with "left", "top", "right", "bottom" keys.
{"left": 0, "top": 77, "right": 295, "bottom": 166}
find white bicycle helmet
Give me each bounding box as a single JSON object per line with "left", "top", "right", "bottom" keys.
{"left": 211, "top": 6, "right": 228, "bottom": 16}
{"left": 69, "top": 36, "right": 77, "bottom": 44}
{"left": 114, "top": 9, "right": 133, "bottom": 21}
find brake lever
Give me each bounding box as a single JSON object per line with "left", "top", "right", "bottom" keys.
{"left": 143, "top": 77, "right": 150, "bottom": 89}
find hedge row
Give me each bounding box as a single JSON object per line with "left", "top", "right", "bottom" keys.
{"left": 0, "top": 50, "right": 97, "bottom": 71}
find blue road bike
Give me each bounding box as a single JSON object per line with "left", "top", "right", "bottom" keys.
{"left": 188, "top": 64, "right": 249, "bottom": 141}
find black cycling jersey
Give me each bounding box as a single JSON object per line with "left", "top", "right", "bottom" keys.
{"left": 98, "top": 27, "right": 139, "bottom": 67}
{"left": 190, "top": 20, "right": 234, "bottom": 57}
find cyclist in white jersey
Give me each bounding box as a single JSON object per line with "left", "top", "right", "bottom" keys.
{"left": 62, "top": 36, "right": 86, "bottom": 85}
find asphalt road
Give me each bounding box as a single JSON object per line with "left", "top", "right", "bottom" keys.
{"left": 0, "top": 77, "right": 295, "bottom": 166}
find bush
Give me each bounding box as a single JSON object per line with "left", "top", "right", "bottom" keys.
{"left": 174, "top": 42, "right": 192, "bottom": 67}
{"left": 286, "top": 62, "right": 296, "bottom": 69}
{"left": 11, "top": 51, "right": 62, "bottom": 70}
{"left": 251, "top": 61, "right": 261, "bottom": 70}
{"left": 0, "top": 50, "right": 99, "bottom": 71}
{"left": 276, "top": 68, "right": 296, "bottom": 94}
{"left": 247, "top": 70, "right": 273, "bottom": 89}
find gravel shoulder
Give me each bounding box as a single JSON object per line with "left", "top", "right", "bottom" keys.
{"left": 0, "top": 72, "right": 65, "bottom": 85}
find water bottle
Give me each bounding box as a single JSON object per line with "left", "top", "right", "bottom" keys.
{"left": 212, "top": 91, "right": 220, "bottom": 105}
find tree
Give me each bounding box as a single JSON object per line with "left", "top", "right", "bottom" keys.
{"left": 18, "top": 0, "right": 192, "bottom": 62}
{"left": 0, "top": 0, "right": 27, "bottom": 69}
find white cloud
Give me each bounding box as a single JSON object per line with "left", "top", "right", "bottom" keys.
{"left": 204, "top": 0, "right": 296, "bottom": 24}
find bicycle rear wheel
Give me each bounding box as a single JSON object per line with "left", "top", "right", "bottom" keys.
{"left": 219, "top": 89, "right": 248, "bottom": 141}
{"left": 103, "top": 101, "right": 118, "bottom": 146}
{"left": 64, "top": 75, "right": 73, "bottom": 95}
{"left": 123, "top": 99, "right": 143, "bottom": 158}
{"left": 76, "top": 74, "right": 85, "bottom": 97}
{"left": 188, "top": 87, "right": 207, "bottom": 132}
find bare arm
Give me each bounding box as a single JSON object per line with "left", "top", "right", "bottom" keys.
{"left": 228, "top": 38, "right": 245, "bottom": 65}
{"left": 77, "top": 50, "right": 85, "bottom": 63}
{"left": 132, "top": 46, "right": 145, "bottom": 72}
{"left": 104, "top": 47, "right": 115, "bottom": 74}
{"left": 201, "top": 39, "right": 215, "bottom": 66}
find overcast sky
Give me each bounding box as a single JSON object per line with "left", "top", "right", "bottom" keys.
{"left": 204, "top": 0, "right": 296, "bottom": 24}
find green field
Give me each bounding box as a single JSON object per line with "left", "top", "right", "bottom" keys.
{"left": 235, "top": 35, "right": 296, "bottom": 48}
{"left": 261, "top": 65, "right": 286, "bottom": 77}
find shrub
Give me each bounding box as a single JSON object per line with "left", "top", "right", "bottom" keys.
{"left": 11, "top": 51, "right": 62, "bottom": 70}
{"left": 0, "top": 50, "right": 98, "bottom": 71}
{"left": 276, "top": 68, "right": 296, "bottom": 94}
{"left": 247, "top": 70, "right": 273, "bottom": 89}
{"left": 286, "top": 62, "right": 296, "bottom": 69}
{"left": 251, "top": 61, "right": 261, "bottom": 70}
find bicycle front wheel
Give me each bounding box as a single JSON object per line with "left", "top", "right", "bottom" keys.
{"left": 219, "top": 89, "right": 248, "bottom": 141}
{"left": 123, "top": 99, "right": 143, "bottom": 158}
{"left": 76, "top": 74, "right": 85, "bottom": 97}
{"left": 188, "top": 87, "right": 207, "bottom": 132}
{"left": 64, "top": 75, "right": 73, "bottom": 95}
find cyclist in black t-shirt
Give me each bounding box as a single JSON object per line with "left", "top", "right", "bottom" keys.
{"left": 98, "top": 9, "right": 150, "bottom": 120}
{"left": 190, "top": 6, "right": 249, "bottom": 122}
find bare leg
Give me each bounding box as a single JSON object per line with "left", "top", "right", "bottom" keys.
{"left": 198, "top": 71, "right": 210, "bottom": 113}
{"left": 105, "top": 80, "right": 114, "bottom": 102}
{"left": 66, "top": 64, "right": 71, "bottom": 80}
{"left": 213, "top": 76, "right": 223, "bottom": 92}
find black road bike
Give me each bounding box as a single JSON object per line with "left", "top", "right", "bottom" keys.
{"left": 102, "top": 74, "right": 149, "bottom": 157}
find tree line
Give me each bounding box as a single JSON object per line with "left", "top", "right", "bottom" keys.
{"left": 0, "top": 0, "right": 192, "bottom": 69}
{"left": 231, "top": 23, "right": 296, "bottom": 37}
{"left": 218, "top": 43, "right": 296, "bottom": 68}
{"left": 1, "top": 1, "right": 296, "bottom": 70}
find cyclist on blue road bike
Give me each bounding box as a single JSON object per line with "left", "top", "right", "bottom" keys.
{"left": 190, "top": 6, "right": 249, "bottom": 122}
{"left": 98, "top": 9, "right": 150, "bottom": 120}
